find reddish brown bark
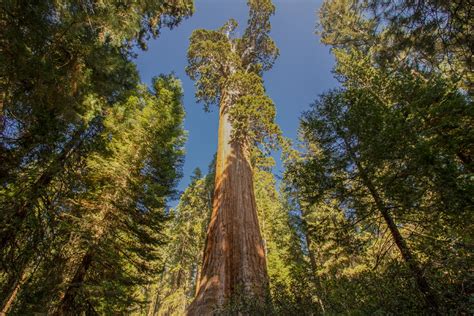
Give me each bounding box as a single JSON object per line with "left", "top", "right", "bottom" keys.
{"left": 187, "top": 98, "right": 268, "bottom": 315}
{"left": 0, "top": 270, "right": 27, "bottom": 315}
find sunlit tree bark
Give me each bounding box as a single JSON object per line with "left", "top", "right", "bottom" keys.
{"left": 186, "top": 1, "right": 279, "bottom": 313}
{"left": 188, "top": 93, "right": 268, "bottom": 314}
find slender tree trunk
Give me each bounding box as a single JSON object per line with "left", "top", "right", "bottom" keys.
{"left": 175, "top": 241, "right": 186, "bottom": 290}
{"left": 147, "top": 290, "right": 158, "bottom": 316}
{"left": 0, "top": 130, "right": 87, "bottom": 313}
{"left": 301, "top": 218, "right": 326, "bottom": 314}
{"left": 50, "top": 187, "right": 117, "bottom": 315}
{"left": 360, "top": 171, "right": 440, "bottom": 314}
{"left": 0, "top": 281, "right": 20, "bottom": 315}
{"left": 193, "top": 264, "right": 201, "bottom": 297}
{"left": 46, "top": 234, "right": 97, "bottom": 315}
{"left": 193, "top": 191, "right": 212, "bottom": 297}
{"left": 342, "top": 136, "right": 441, "bottom": 315}
{"left": 0, "top": 128, "right": 85, "bottom": 250}
{"left": 0, "top": 270, "right": 28, "bottom": 315}
{"left": 51, "top": 250, "right": 94, "bottom": 316}
{"left": 0, "top": 251, "right": 46, "bottom": 314}
{"left": 147, "top": 269, "right": 167, "bottom": 316}
{"left": 187, "top": 94, "right": 268, "bottom": 315}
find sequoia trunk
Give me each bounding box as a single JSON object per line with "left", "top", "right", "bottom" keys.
{"left": 187, "top": 96, "right": 268, "bottom": 315}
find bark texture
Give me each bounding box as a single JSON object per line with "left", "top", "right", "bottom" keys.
{"left": 0, "top": 270, "right": 27, "bottom": 315}
{"left": 187, "top": 98, "right": 268, "bottom": 315}
{"left": 51, "top": 250, "right": 94, "bottom": 316}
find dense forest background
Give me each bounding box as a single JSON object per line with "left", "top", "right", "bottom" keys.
{"left": 0, "top": 0, "right": 472, "bottom": 315}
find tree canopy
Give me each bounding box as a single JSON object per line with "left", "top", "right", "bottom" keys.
{"left": 0, "top": 0, "right": 472, "bottom": 314}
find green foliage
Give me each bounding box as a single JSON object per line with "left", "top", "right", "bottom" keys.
{"left": 1, "top": 1, "right": 472, "bottom": 314}
{"left": 253, "top": 157, "right": 293, "bottom": 295}
{"left": 145, "top": 166, "right": 214, "bottom": 315}
{"left": 228, "top": 74, "right": 280, "bottom": 147}
{"left": 10, "top": 75, "right": 186, "bottom": 314}
{"left": 318, "top": 0, "right": 472, "bottom": 92}
{"left": 284, "top": 57, "right": 472, "bottom": 315}
{"left": 0, "top": 1, "right": 192, "bottom": 313}
{"left": 271, "top": 2, "right": 474, "bottom": 314}
{"left": 186, "top": 0, "right": 279, "bottom": 146}
{"left": 240, "top": 0, "right": 279, "bottom": 72}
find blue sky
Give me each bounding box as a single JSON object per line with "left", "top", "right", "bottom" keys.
{"left": 134, "top": 0, "right": 337, "bottom": 202}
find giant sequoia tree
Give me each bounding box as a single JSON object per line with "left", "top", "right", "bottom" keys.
{"left": 185, "top": 0, "right": 279, "bottom": 313}
{"left": 1, "top": 0, "right": 471, "bottom": 314}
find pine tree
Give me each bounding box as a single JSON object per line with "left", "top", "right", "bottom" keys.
{"left": 146, "top": 167, "right": 214, "bottom": 315}
{"left": 0, "top": 1, "right": 193, "bottom": 312}
{"left": 318, "top": 0, "right": 472, "bottom": 93}
{"left": 288, "top": 65, "right": 471, "bottom": 312}
{"left": 254, "top": 159, "right": 290, "bottom": 287}
{"left": 293, "top": 2, "right": 474, "bottom": 312}
{"left": 5, "top": 76, "right": 186, "bottom": 314}
{"left": 50, "top": 75, "right": 185, "bottom": 315}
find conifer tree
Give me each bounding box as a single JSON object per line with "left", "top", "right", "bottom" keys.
{"left": 146, "top": 167, "right": 214, "bottom": 315}
{"left": 318, "top": 0, "right": 472, "bottom": 93}
{"left": 296, "top": 2, "right": 473, "bottom": 313}
{"left": 253, "top": 157, "right": 308, "bottom": 314}
{"left": 0, "top": 1, "right": 193, "bottom": 312}
{"left": 185, "top": 0, "right": 279, "bottom": 313}
{"left": 288, "top": 66, "right": 471, "bottom": 313}
{"left": 49, "top": 75, "right": 186, "bottom": 315}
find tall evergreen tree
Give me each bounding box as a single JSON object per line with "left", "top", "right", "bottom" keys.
{"left": 0, "top": 1, "right": 193, "bottom": 313}
{"left": 253, "top": 157, "right": 310, "bottom": 314}
{"left": 287, "top": 66, "right": 472, "bottom": 313}
{"left": 185, "top": 0, "right": 280, "bottom": 313}
{"left": 47, "top": 75, "right": 186, "bottom": 315}
{"left": 146, "top": 166, "right": 214, "bottom": 316}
